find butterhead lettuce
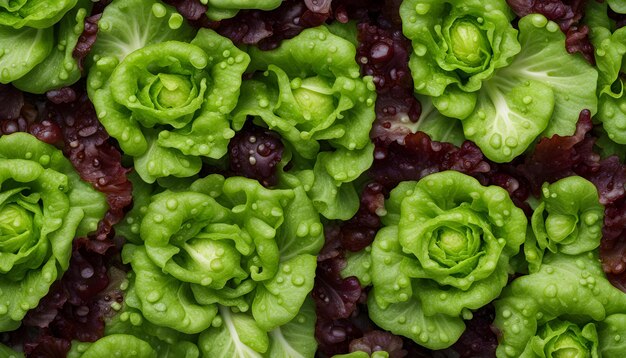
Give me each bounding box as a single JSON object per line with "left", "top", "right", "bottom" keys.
{"left": 0, "top": 133, "right": 107, "bottom": 331}
{"left": 117, "top": 173, "right": 323, "bottom": 348}
{"left": 232, "top": 26, "right": 376, "bottom": 220}
{"left": 346, "top": 171, "right": 526, "bottom": 349}
{"left": 87, "top": 0, "right": 249, "bottom": 183}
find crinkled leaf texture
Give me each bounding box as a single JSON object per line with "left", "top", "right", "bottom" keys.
{"left": 0, "top": 0, "right": 77, "bottom": 29}
{"left": 494, "top": 253, "right": 626, "bottom": 357}
{"left": 0, "top": 133, "right": 107, "bottom": 332}
{"left": 0, "top": 0, "right": 91, "bottom": 93}
{"left": 358, "top": 171, "right": 526, "bottom": 350}
{"left": 232, "top": 25, "right": 376, "bottom": 220}
{"left": 203, "top": 0, "right": 282, "bottom": 21}
{"left": 587, "top": 1, "right": 626, "bottom": 144}
{"left": 400, "top": 0, "right": 520, "bottom": 118}
{"left": 88, "top": 0, "right": 249, "bottom": 183}
{"left": 68, "top": 334, "right": 157, "bottom": 358}
{"left": 119, "top": 173, "right": 323, "bottom": 348}
{"left": 461, "top": 14, "right": 598, "bottom": 162}
{"left": 526, "top": 176, "right": 604, "bottom": 272}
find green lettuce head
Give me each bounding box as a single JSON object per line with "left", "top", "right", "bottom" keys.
{"left": 400, "top": 0, "right": 520, "bottom": 118}
{"left": 87, "top": 0, "right": 249, "bottom": 183}
{"left": 525, "top": 176, "right": 604, "bottom": 273}
{"left": 117, "top": 174, "right": 324, "bottom": 342}
{"left": 232, "top": 26, "right": 376, "bottom": 220}
{"left": 0, "top": 133, "right": 107, "bottom": 331}
{"left": 0, "top": 0, "right": 92, "bottom": 93}
{"left": 351, "top": 171, "right": 526, "bottom": 349}
{"left": 494, "top": 253, "right": 626, "bottom": 358}
{"left": 402, "top": 1, "right": 598, "bottom": 162}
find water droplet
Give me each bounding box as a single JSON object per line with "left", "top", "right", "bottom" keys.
{"left": 544, "top": 284, "right": 557, "bottom": 298}
{"left": 166, "top": 199, "right": 178, "bottom": 210}
{"left": 489, "top": 134, "right": 502, "bottom": 149}
{"left": 414, "top": 3, "right": 431, "bottom": 14}
{"left": 292, "top": 276, "right": 305, "bottom": 286}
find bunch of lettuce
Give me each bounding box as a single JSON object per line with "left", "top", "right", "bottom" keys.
{"left": 3, "top": 0, "right": 626, "bottom": 357}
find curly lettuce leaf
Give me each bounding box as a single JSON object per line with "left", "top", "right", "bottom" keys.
{"left": 119, "top": 174, "right": 323, "bottom": 338}
{"left": 68, "top": 334, "right": 157, "bottom": 358}
{"left": 122, "top": 244, "right": 218, "bottom": 335}
{"left": 100, "top": 305, "right": 200, "bottom": 358}
{"left": 88, "top": 0, "right": 195, "bottom": 64}
{"left": 587, "top": 1, "right": 626, "bottom": 144}
{"left": 11, "top": 0, "right": 90, "bottom": 93}
{"left": 199, "top": 298, "right": 317, "bottom": 357}
{"left": 461, "top": 14, "right": 598, "bottom": 162}
{"left": 494, "top": 253, "right": 626, "bottom": 357}
{"left": 204, "top": 0, "right": 282, "bottom": 21}
{"left": 0, "top": 0, "right": 76, "bottom": 29}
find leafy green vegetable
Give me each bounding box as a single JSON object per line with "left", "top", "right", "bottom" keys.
{"left": 0, "top": 0, "right": 91, "bottom": 92}
{"left": 119, "top": 173, "right": 323, "bottom": 341}
{"left": 525, "top": 176, "right": 604, "bottom": 272}
{"left": 400, "top": 0, "right": 520, "bottom": 117}
{"left": 93, "top": 302, "right": 200, "bottom": 357}
{"left": 88, "top": 0, "right": 249, "bottom": 183}
{"left": 494, "top": 253, "right": 626, "bottom": 357}
{"left": 0, "top": 133, "right": 107, "bottom": 331}
{"left": 586, "top": 0, "right": 626, "bottom": 144}
{"left": 0, "top": 343, "right": 23, "bottom": 358}
{"left": 68, "top": 334, "right": 158, "bottom": 358}
{"left": 0, "top": 0, "right": 76, "bottom": 29}
{"left": 198, "top": 297, "right": 317, "bottom": 357}
{"left": 232, "top": 26, "right": 376, "bottom": 219}
{"left": 402, "top": 0, "right": 597, "bottom": 162}
{"left": 462, "top": 14, "right": 598, "bottom": 162}
{"left": 202, "top": 0, "right": 282, "bottom": 21}
{"left": 352, "top": 171, "right": 526, "bottom": 349}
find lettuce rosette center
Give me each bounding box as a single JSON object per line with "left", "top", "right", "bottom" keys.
{"left": 0, "top": 203, "right": 36, "bottom": 254}
{"left": 110, "top": 43, "right": 209, "bottom": 129}
{"left": 447, "top": 18, "right": 491, "bottom": 69}
{"left": 359, "top": 170, "right": 526, "bottom": 349}
{"left": 401, "top": 0, "right": 519, "bottom": 100}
